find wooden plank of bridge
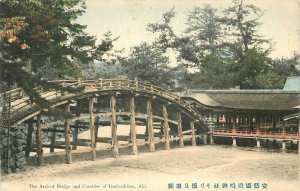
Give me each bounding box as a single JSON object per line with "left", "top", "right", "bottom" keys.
{"left": 89, "top": 97, "right": 96, "bottom": 160}
{"left": 64, "top": 103, "right": 72, "bottom": 164}
{"left": 36, "top": 115, "right": 44, "bottom": 166}
{"left": 111, "top": 94, "right": 119, "bottom": 157}
{"left": 25, "top": 121, "right": 33, "bottom": 157}
{"left": 163, "top": 104, "right": 170, "bottom": 150}
{"left": 130, "top": 95, "right": 138, "bottom": 155}
{"left": 147, "top": 98, "right": 155, "bottom": 152}
{"left": 190, "top": 121, "right": 196, "bottom": 146}
{"left": 177, "top": 113, "right": 184, "bottom": 148}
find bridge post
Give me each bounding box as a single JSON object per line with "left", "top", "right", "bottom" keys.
{"left": 36, "top": 114, "right": 44, "bottom": 166}
{"left": 177, "top": 113, "right": 184, "bottom": 148}
{"left": 202, "top": 134, "right": 207, "bottom": 145}
{"left": 147, "top": 99, "right": 155, "bottom": 152}
{"left": 232, "top": 115, "right": 237, "bottom": 133}
{"left": 190, "top": 121, "right": 196, "bottom": 146}
{"left": 73, "top": 101, "right": 81, "bottom": 150}
{"left": 89, "top": 98, "right": 96, "bottom": 160}
{"left": 130, "top": 96, "right": 138, "bottom": 155}
{"left": 111, "top": 94, "right": 119, "bottom": 157}
{"left": 281, "top": 141, "right": 286, "bottom": 150}
{"left": 256, "top": 139, "right": 261, "bottom": 148}
{"left": 25, "top": 120, "right": 33, "bottom": 157}
{"left": 50, "top": 126, "right": 56, "bottom": 153}
{"left": 232, "top": 137, "right": 237, "bottom": 147}
{"left": 64, "top": 103, "right": 72, "bottom": 164}
{"left": 163, "top": 104, "right": 170, "bottom": 150}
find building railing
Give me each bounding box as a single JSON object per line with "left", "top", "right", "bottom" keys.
{"left": 213, "top": 129, "right": 299, "bottom": 140}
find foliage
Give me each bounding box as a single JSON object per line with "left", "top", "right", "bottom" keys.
{"left": 147, "top": 7, "right": 177, "bottom": 53}
{"left": 148, "top": 0, "right": 285, "bottom": 90}
{"left": 0, "top": 0, "right": 110, "bottom": 107}
{"left": 223, "top": 0, "right": 273, "bottom": 57}
{"left": 121, "top": 42, "right": 176, "bottom": 89}
{"left": 187, "top": 54, "right": 234, "bottom": 89}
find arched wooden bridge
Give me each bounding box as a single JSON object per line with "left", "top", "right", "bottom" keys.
{"left": 0, "top": 79, "right": 209, "bottom": 165}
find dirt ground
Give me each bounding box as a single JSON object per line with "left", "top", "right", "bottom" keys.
{"left": 1, "top": 142, "right": 299, "bottom": 191}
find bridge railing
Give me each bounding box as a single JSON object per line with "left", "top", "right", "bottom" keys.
{"left": 0, "top": 79, "right": 207, "bottom": 126}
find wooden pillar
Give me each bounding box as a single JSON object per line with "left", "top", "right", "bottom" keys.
{"left": 89, "top": 98, "right": 96, "bottom": 160}
{"left": 111, "top": 94, "right": 119, "bottom": 157}
{"left": 25, "top": 121, "right": 33, "bottom": 157}
{"left": 177, "top": 113, "right": 184, "bottom": 148}
{"left": 64, "top": 103, "right": 72, "bottom": 164}
{"left": 36, "top": 115, "right": 44, "bottom": 165}
{"left": 281, "top": 141, "right": 286, "bottom": 150}
{"left": 249, "top": 115, "right": 253, "bottom": 128}
{"left": 209, "top": 134, "right": 214, "bottom": 145}
{"left": 202, "top": 134, "right": 207, "bottom": 145}
{"left": 298, "top": 117, "right": 300, "bottom": 155}
{"left": 256, "top": 116, "right": 261, "bottom": 134}
{"left": 147, "top": 99, "right": 155, "bottom": 152}
{"left": 73, "top": 101, "right": 80, "bottom": 150}
{"left": 50, "top": 126, "right": 56, "bottom": 153}
{"left": 190, "top": 121, "right": 196, "bottom": 146}
{"left": 232, "top": 115, "right": 237, "bottom": 133}
{"left": 256, "top": 139, "right": 261, "bottom": 148}
{"left": 95, "top": 117, "right": 99, "bottom": 148}
{"left": 130, "top": 96, "right": 138, "bottom": 155}
{"left": 282, "top": 121, "right": 286, "bottom": 138}
{"left": 232, "top": 137, "right": 237, "bottom": 147}
{"left": 163, "top": 104, "right": 170, "bottom": 150}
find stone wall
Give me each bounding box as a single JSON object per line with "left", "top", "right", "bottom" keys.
{"left": 0, "top": 123, "right": 27, "bottom": 174}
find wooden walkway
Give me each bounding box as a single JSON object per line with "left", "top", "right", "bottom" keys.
{"left": 0, "top": 79, "right": 209, "bottom": 166}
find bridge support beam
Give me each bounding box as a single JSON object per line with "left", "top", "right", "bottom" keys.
{"left": 50, "top": 126, "right": 56, "bottom": 153}
{"left": 232, "top": 137, "right": 237, "bottom": 147}
{"left": 190, "top": 121, "right": 196, "bottom": 146}
{"left": 177, "top": 113, "right": 184, "bottom": 148}
{"left": 111, "top": 95, "right": 119, "bottom": 157}
{"left": 256, "top": 139, "right": 261, "bottom": 148}
{"left": 89, "top": 98, "right": 97, "bottom": 160}
{"left": 65, "top": 103, "right": 72, "bottom": 164}
{"left": 298, "top": 117, "right": 300, "bottom": 155}
{"left": 163, "top": 104, "right": 170, "bottom": 150}
{"left": 202, "top": 134, "right": 207, "bottom": 145}
{"left": 73, "top": 101, "right": 81, "bottom": 150}
{"left": 281, "top": 141, "right": 286, "bottom": 150}
{"left": 209, "top": 134, "right": 214, "bottom": 145}
{"left": 25, "top": 121, "right": 33, "bottom": 157}
{"left": 130, "top": 96, "right": 138, "bottom": 155}
{"left": 147, "top": 99, "right": 155, "bottom": 152}
{"left": 36, "top": 115, "right": 44, "bottom": 166}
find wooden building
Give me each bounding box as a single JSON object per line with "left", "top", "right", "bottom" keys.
{"left": 183, "top": 77, "right": 300, "bottom": 149}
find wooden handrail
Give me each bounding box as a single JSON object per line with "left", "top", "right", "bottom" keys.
{"left": 0, "top": 79, "right": 207, "bottom": 127}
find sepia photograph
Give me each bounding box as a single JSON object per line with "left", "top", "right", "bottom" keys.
{"left": 0, "top": 0, "right": 300, "bottom": 191}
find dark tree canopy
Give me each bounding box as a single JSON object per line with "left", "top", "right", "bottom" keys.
{"left": 0, "top": 0, "right": 110, "bottom": 106}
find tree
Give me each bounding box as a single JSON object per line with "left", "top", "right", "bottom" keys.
{"left": 0, "top": 0, "right": 109, "bottom": 106}
{"left": 187, "top": 54, "right": 234, "bottom": 89}
{"left": 232, "top": 48, "right": 271, "bottom": 89}
{"left": 223, "top": 0, "right": 273, "bottom": 58}
{"left": 147, "top": 7, "right": 177, "bottom": 53}
{"left": 121, "top": 42, "right": 175, "bottom": 89}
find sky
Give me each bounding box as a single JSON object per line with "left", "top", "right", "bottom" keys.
{"left": 78, "top": 0, "right": 300, "bottom": 59}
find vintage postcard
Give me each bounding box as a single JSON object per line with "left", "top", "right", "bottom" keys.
{"left": 0, "top": 0, "right": 300, "bottom": 191}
